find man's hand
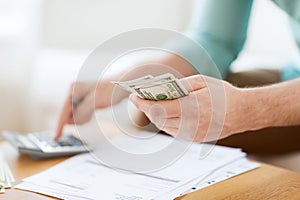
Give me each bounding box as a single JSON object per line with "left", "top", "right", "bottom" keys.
{"left": 55, "top": 82, "right": 97, "bottom": 140}
{"left": 55, "top": 80, "right": 127, "bottom": 140}
{"left": 130, "top": 75, "right": 248, "bottom": 142}
{"left": 54, "top": 53, "right": 198, "bottom": 140}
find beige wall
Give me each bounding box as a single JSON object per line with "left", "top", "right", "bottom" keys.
{"left": 41, "top": 0, "right": 195, "bottom": 49}
{"left": 0, "top": 0, "right": 196, "bottom": 136}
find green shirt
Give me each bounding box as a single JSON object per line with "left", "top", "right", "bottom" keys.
{"left": 187, "top": 0, "right": 300, "bottom": 80}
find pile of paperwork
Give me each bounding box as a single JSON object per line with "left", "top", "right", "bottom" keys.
{"left": 16, "top": 133, "right": 259, "bottom": 199}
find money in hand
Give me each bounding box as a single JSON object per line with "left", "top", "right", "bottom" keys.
{"left": 113, "top": 73, "right": 189, "bottom": 101}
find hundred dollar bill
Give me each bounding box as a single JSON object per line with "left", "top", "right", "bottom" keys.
{"left": 113, "top": 73, "right": 189, "bottom": 101}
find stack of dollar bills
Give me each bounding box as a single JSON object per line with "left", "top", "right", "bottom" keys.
{"left": 113, "top": 73, "right": 189, "bottom": 101}
{"left": 0, "top": 154, "right": 15, "bottom": 194}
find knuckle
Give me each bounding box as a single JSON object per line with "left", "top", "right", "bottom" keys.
{"left": 192, "top": 75, "right": 205, "bottom": 89}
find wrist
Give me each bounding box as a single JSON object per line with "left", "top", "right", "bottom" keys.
{"left": 239, "top": 87, "right": 274, "bottom": 131}
{"left": 223, "top": 84, "right": 271, "bottom": 136}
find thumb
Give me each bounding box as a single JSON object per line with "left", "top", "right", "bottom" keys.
{"left": 180, "top": 74, "right": 207, "bottom": 93}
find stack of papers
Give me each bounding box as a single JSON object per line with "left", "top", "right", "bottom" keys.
{"left": 0, "top": 154, "right": 15, "bottom": 193}
{"left": 16, "top": 133, "right": 259, "bottom": 199}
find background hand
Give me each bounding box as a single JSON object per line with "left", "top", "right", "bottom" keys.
{"left": 55, "top": 82, "right": 97, "bottom": 140}
{"left": 55, "top": 79, "right": 126, "bottom": 140}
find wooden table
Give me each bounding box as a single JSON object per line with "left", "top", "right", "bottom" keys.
{"left": 1, "top": 141, "right": 300, "bottom": 200}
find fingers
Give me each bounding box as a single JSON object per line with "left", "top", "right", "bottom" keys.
{"left": 55, "top": 82, "right": 96, "bottom": 140}
{"left": 55, "top": 96, "right": 73, "bottom": 140}
{"left": 128, "top": 102, "right": 151, "bottom": 127}
{"left": 154, "top": 117, "right": 180, "bottom": 130}
{"left": 130, "top": 74, "right": 208, "bottom": 119}
{"left": 129, "top": 74, "right": 227, "bottom": 143}
{"left": 180, "top": 74, "right": 206, "bottom": 93}
{"left": 130, "top": 95, "right": 181, "bottom": 119}
{"left": 161, "top": 127, "right": 178, "bottom": 137}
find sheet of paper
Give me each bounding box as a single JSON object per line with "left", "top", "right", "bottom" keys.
{"left": 156, "top": 158, "right": 260, "bottom": 200}
{"left": 0, "top": 153, "right": 15, "bottom": 191}
{"left": 92, "top": 132, "right": 246, "bottom": 181}
{"left": 15, "top": 133, "right": 259, "bottom": 200}
{"left": 17, "top": 153, "right": 179, "bottom": 199}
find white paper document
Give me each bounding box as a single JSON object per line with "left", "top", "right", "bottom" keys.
{"left": 15, "top": 133, "right": 260, "bottom": 200}
{"left": 0, "top": 154, "right": 15, "bottom": 193}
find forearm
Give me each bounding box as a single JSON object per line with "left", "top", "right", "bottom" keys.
{"left": 108, "top": 53, "right": 197, "bottom": 82}
{"left": 96, "top": 53, "right": 197, "bottom": 108}
{"left": 241, "top": 78, "right": 300, "bottom": 131}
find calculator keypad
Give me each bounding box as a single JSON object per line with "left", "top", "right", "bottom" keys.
{"left": 28, "top": 133, "right": 87, "bottom": 153}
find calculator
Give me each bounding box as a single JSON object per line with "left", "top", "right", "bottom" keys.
{"left": 2, "top": 131, "right": 89, "bottom": 159}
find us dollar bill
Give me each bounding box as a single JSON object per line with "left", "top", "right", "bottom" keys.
{"left": 113, "top": 73, "right": 189, "bottom": 101}
{"left": 112, "top": 75, "right": 154, "bottom": 93}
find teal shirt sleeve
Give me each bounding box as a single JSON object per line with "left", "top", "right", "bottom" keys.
{"left": 186, "top": 0, "right": 253, "bottom": 79}
{"left": 271, "top": 0, "right": 300, "bottom": 81}
{"left": 281, "top": 17, "right": 300, "bottom": 81}
{"left": 272, "top": 0, "right": 300, "bottom": 22}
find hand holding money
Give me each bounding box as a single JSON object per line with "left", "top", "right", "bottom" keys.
{"left": 113, "top": 73, "right": 189, "bottom": 101}
{"left": 129, "top": 74, "right": 246, "bottom": 142}
{"left": 55, "top": 73, "right": 189, "bottom": 140}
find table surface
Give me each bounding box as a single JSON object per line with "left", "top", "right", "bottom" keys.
{"left": 1, "top": 141, "right": 300, "bottom": 200}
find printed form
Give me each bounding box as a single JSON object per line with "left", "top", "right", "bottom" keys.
{"left": 16, "top": 133, "right": 259, "bottom": 200}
